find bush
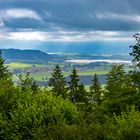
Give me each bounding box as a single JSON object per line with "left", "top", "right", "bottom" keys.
{"left": 104, "top": 106, "right": 140, "bottom": 140}
{"left": 0, "top": 90, "right": 79, "bottom": 139}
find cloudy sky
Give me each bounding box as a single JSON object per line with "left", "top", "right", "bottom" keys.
{"left": 0, "top": 0, "right": 139, "bottom": 50}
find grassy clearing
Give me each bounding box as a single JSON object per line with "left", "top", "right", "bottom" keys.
{"left": 21, "top": 72, "right": 51, "bottom": 81}
{"left": 30, "top": 72, "right": 51, "bottom": 80}
{"left": 21, "top": 66, "right": 110, "bottom": 81}
{"left": 6, "top": 62, "right": 33, "bottom": 69}
{"left": 6, "top": 62, "right": 47, "bottom": 69}
{"left": 77, "top": 66, "right": 111, "bottom": 76}
{"left": 85, "top": 84, "right": 106, "bottom": 92}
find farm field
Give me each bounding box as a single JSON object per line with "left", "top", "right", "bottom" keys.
{"left": 7, "top": 61, "right": 131, "bottom": 87}
{"left": 6, "top": 62, "right": 33, "bottom": 69}
{"left": 6, "top": 62, "right": 47, "bottom": 69}
{"left": 20, "top": 66, "right": 111, "bottom": 81}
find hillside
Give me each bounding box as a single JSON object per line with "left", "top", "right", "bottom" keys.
{"left": 1, "top": 49, "right": 64, "bottom": 64}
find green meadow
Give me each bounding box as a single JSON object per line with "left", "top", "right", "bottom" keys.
{"left": 6, "top": 62, "right": 122, "bottom": 81}
{"left": 6, "top": 62, "right": 47, "bottom": 69}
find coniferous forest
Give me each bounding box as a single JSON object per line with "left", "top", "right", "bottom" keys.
{"left": 0, "top": 35, "right": 140, "bottom": 140}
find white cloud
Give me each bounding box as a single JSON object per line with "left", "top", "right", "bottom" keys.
{"left": 96, "top": 13, "right": 140, "bottom": 23}
{"left": 0, "top": 8, "right": 42, "bottom": 20}
{"left": 0, "top": 30, "right": 134, "bottom": 42}
{"left": 8, "top": 31, "right": 46, "bottom": 41}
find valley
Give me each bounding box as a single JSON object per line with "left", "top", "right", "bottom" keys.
{"left": 3, "top": 49, "right": 132, "bottom": 88}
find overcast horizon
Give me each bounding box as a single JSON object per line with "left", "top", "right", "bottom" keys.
{"left": 0, "top": 0, "right": 139, "bottom": 51}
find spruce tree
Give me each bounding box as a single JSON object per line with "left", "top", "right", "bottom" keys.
{"left": 68, "top": 68, "right": 79, "bottom": 102}
{"left": 48, "top": 65, "right": 67, "bottom": 99}
{"left": 19, "top": 72, "right": 33, "bottom": 92}
{"left": 104, "top": 65, "right": 131, "bottom": 114}
{"left": 78, "top": 83, "right": 87, "bottom": 102}
{"left": 106, "top": 65, "right": 126, "bottom": 97}
{"left": 130, "top": 33, "right": 140, "bottom": 92}
{"left": 130, "top": 33, "right": 140, "bottom": 67}
{"left": 31, "top": 81, "right": 39, "bottom": 94}
{"left": 0, "top": 50, "right": 12, "bottom": 91}
{"left": 90, "top": 74, "right": 102, "bottom": 105}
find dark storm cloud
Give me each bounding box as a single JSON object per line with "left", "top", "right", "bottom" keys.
{"left": 0, "top": 0, "right": 140, "bottom": 31}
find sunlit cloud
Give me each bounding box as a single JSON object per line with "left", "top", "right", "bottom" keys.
{"left": 0, "top": 0, "right": 138, "bottom": 46}
{"left": 96, "top": 13, "right": 140, "bottom": 23}
{"left": 0, "top": 8, "right": 42, "bottom": 20}
{"left": 0, "top": 30, "right": 133, "bottom": 42}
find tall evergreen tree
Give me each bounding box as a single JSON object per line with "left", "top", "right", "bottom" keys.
{"left": 90, "top": 74, "right": 102, "bottom": 105}
{"left": 106, "top": 65, "right": 126, "bottom": 97}
{"left": 102, "top": 65, "right": 136, "bottom": 114}
{"left": 130, "top": 33, "right": 140, "bottom": 92}
{"left": 0, "top": 50, "right": 13, "bottom": 92}
{"left": 77, "top": 83, "right": 87, "bottom": 102}
{"left": 48, "top": 65, "right": 67, "bottom": 98}
{"left": 19, "top": 72, "right": 33, "bottom": 92}
{"left": 68, "top": 68, "right": 79, "bottom": 102}
{"left": 31, "top": 81, "right": 39, "bottom": 94}
{"left": 130, "top": 33, "right": 140, "bottom": 67}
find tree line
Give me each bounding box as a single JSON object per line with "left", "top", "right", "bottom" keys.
{"left": 0, "top": 34, "right": 140, "bottom": 139}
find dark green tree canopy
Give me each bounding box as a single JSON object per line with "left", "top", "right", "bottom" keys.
{"left": 68, "top": 68, "right": 79, "bottom": 101}
{"left": 130, "top": 33, "right": 140, "bottom": 93}
{"left": 130, "top": 33, "right": 140, "bottom": 67}
{"left": 48, "top": 64, "right": 67, "bottom": 98}
{"left": 106, "top": 65, "right": 126, "bottom": 96}
{"left": 0, "top": 50, "right": 13, "bottom": 91}
{"left": 77, "top": 83, "right": 87, "bottom": 102}
{"left": 90, "top": 74, "right": 102, "bottom": 105}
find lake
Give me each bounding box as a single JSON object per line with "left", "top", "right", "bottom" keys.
{"left": 65, "top": 59, "right": 131, "bottom": 64}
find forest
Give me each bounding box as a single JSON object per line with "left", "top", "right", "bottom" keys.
{"left": 0, "top": 35, "right": 140, "bottom": 140}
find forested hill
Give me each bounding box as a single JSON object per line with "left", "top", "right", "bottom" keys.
{"left": 1, "top": 49, "right": 64, "bottom": 64}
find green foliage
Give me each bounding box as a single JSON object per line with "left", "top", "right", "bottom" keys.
{"left": 0, "top": 90, "right": 79, "bottom": 139}
{"left": 31, "top": 81, "right": 39, "bottom": 94}
{"left": 90, "top": 74, "right": 102, "bottom": 105}
{"left": 129, "top": 33, "right": 140, "bottom": 95}
{"left": 48, "top": 64, "right": 67, "bottom": 99}
{"left": 106, "top": 65, "right": 126, "bottom": 96}
{"left": 68, "top": 68, "right": 79, "bottom": 101}
{"left": 1, "top": 37, "right": 140, "bottom": 140}
{"left": 130, "top": 33, "right": 140, "bottom": 67}
{"left": 18, "top": 72, "right": 39, "bottom": 94}
{"left": 19, "top": 72, "right": 33, "bottom": 91}
{"left": 104, "top": 106, "right": 140, "bottom": 140}
{"left": 99, "top": 65, "right": 138, "bottom": 115}
{"left": 77, "top": 83, "right": 87, "bottom": 102}
{"left": 0, "top": 50, "right": 13, "bottom": 93}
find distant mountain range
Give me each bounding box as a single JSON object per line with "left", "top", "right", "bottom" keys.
{"left": 1, "top": 40, "right": 132, "bottom": 55}
{"left": 1, "top": 49, "right": 64, "bottom": 64}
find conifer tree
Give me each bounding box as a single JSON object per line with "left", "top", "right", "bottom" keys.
{"left": 48, "top": 65, "right": 67, "bottom": 98}
{"left": 106, "top": 65, "right": 126, "bottom": 97}
{"left": 103, "top": 64, "right": 137, "bottom": 114}
{"left": 0, "top": 50, "right": 12, "bottom": 91}
{"left": 130, "top": 33, "right": 140, "bottom": 92}
{"left": 90, "top": 74, "right": 102, "bottom": 105}
{"left": 19, "top": 72, "right": 33, "bottom": 92}
{"left": 68, "top": 68, "right": 79, "bottom": 102}
{"left": 77, "top": 83, "right": 87, "bottom": 102}
{"left": 31, "top": 81, "right": 39, "bottom": 94}
{"left": 130, "top": 33, "right": 140, "bottom": 67}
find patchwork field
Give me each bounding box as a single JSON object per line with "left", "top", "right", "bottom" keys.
{"left": 6, "top": 61, "right": 131, "bottom": 87}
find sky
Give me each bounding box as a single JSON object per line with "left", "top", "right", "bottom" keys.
{"left": 0, "top": 0, "right": 139, "bottom": 50}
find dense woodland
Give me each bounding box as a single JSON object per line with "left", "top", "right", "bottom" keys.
{"left": 0, "top": 35, "right": 140, "bottom": 140}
